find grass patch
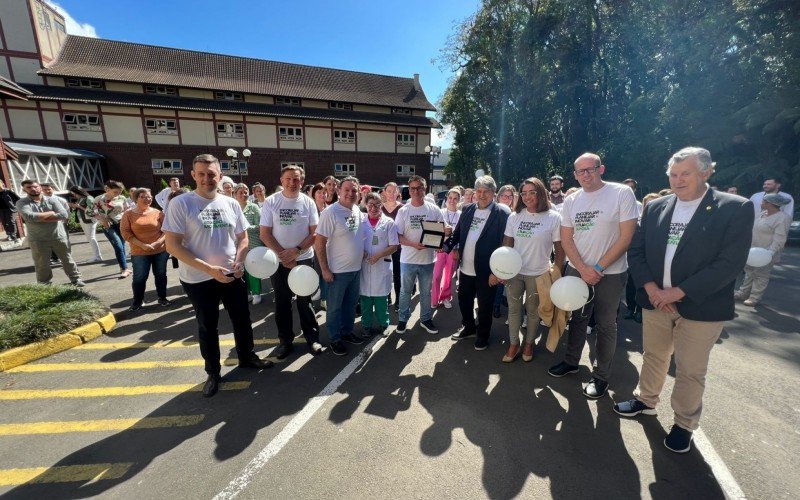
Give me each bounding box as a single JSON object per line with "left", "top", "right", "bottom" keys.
{"left": 0, "top": 284, "right": 109, "bottom": 350}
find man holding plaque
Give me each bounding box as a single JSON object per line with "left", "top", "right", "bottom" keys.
{"left": 448, "top": 175, "right": 509, "bottom": 350}
{"left": 394, "top": 175, "right": 446, "bottom": 334}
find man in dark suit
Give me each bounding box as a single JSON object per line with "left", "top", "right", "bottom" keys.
{"left": 448, "top": 175, "right": 510, "bottom": 350}
{"left": 615, "top": 146, "right": 753, "bottom": 454}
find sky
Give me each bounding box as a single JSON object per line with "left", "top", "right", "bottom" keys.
{"left": 45, "top": 0, "right": 481, "bottom": 149}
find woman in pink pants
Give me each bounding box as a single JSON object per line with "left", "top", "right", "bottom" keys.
{"left": 432, "top": 189, "right": 462, "bottom": 308}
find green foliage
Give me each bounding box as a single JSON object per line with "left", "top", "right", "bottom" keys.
{"left": 0, "top": 285, "right": 109, "bottom": 350}
{"left": 440, "top": 0, "right": 800, "bottom": 197}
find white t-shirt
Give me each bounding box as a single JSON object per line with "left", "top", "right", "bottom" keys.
{"left": 395, "top": 201, "right": 444, "bottom": 264}
{"left": 259, "top": 191, "right": 319, "bottom": 261}
{"left": 155, "top": 187, "right": 172, "bottom": 211}
{"left": 560, "top": 182, "right": 639, "bottom": 274}
{"left": 316, "top": 202, "right": 364, "bottom": 273}
{"left": 663, "top": 193, "right": 704, "bottom": 288}
{"left": 504, "top": 209, "right": 561, "bottom": 276}
{"left": 442, "top": 207, "right": 461, "bottom": 228}
{"left": 461, "top": 206, "right": 491, "bottom": 276}
{"left": 161, "top": 192, "right": 248, "bottom": 284}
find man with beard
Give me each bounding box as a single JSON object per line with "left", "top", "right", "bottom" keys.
{"left": 549, "top": 175, "right": 565, "bottom": 207}
{"left": 749, "top": 177, "right": 794, "bottom": 219}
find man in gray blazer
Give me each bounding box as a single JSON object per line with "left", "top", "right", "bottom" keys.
{"left": 616, "top": 147, "right": 753, "bottom": 454}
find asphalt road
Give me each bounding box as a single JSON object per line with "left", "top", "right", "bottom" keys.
{"left": 0, "top": 237, "right": 797, "bottom": 499}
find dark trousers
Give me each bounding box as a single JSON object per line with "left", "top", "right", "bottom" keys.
{"left": 270, "top": 259, "right": 320, "bottom": 347}
{"left": 563, "top": 267, "right": 626, "bottom": 381}
{"left": 390, "top": 250, "right": 401, "bottom": 302}
{"left": 457, "top": 272, "right": 497, "bottom": 341}
{"left": 1, "top": 209, "right": 17, "bottom": 239}
{"left": 625, "top": 273, "right": 638, "bottom": 313}
{"left": 181, "top": 278, "right": 255, "bottom": 375}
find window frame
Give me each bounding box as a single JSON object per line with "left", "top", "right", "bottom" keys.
{"left": 62, "top": 113, "right": 101, "bottom": 131}
{"left": 329, "top": 101, "right": 353, "bottom": 110}
{"left": 145, "top": 118, "right": 178, "bottom": 135}
{"left": 334, "top": 163, "right": 356, "bottom": 177}
{"left": 333, "top": 129, "right": 355, "bottom": 144}
{"left": 396, "top": 133, "right": 416, "bottom": 147}
{"left": 214, "top": 90, "right": 244, "bottom": 101}
{"left": 144, "top": 85, "right": 178, "bottom": 96}
{"left": 216, "top": 122, "right": 245, "bottom": 138}
{"left": 151, "top": 159, "right": 184, "bottom": 175}
{"left": 275, "top": 96, "right": 301, "bottom": 106}
{"left": 278, "top": 126, "right": 303, "bottom": 141}
{"left": 396, "top": 164, "right": 415, "bottom": 178}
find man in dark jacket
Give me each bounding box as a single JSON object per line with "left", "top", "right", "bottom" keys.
{"left": 0, "top": 178, "right": 20, "bottom": 241}
{"left": 448, "top": 175, "right": 510, "bottom": 350}
{"left": 615, "top": 146, "right": 753, "bottom": 454}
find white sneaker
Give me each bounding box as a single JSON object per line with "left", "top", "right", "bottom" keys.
{"left": 444, "top": 299, "right": 452, "bottom": 309}
{"left": 252, "top": 294, "right": 262, "bottom": 305}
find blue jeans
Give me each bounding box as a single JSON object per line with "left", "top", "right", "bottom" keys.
{"left": 104, "top": 223, "right": 128, "bottom": 270}
{"left": 399, "top": 262, "right": 434, "bottom": 323}
{"left": 131, "top": 252, "right": 168, "bottom": 305}
{"left": 325, "top": 270, "right": 360, "bottom": 342}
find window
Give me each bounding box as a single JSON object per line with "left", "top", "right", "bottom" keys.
{"left": 220, "top": 160, "right": 248, "bottom": 175}
{"left": 144, "top": 85, "right": 177, "bottom": 95}
{"left": 278, "top": 126, "right": 303, "bottom": 141}
{"left": 334, "top": 163, "right": 356, "bottom": 177}
{"left": 275, "top": 96, "right": 301, "bottom": 106}
{"left": 216, "top": 122, "right": 245, "bottom": 138}
{"left": 391, "top": 107, "right": 411, "bottom": 115}
{"left": 396, "top": 133, "right": 416, "bottom": 147}
{"left": 214, "top": 91, "right": 243, "bottom": 101}
{"left": 145, "top": 118, "right": 178, "bottom": 135}
{"left": 329, "top": 101, "right": 353, "bottom": 110}
{"left": 333, "top": 129, "right": 355, "bottom": 144}
{"left": 65, "top": 78, "right": 102, "bottom": 89}
{"left": 55, "top": 20, "right": 66, "bottom": 33}
{"left": 63, "top": 113, "right": 101, "bottom": 131}
{"left": 397, "top": 165, "right": 415, "bottom": 178}
{"left": 151, "top": 159, "right": 183, "bottom": 175}
{"left": 280, "top": 162, "right": 305, "bottom": 169}
{"left": 36, "top": 6, "right": 52, "bottom": 31}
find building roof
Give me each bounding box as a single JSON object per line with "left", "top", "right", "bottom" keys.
{"left": 24, "top": 84, "right": 441, "bottom": 129}
{"left": 40, "top": 36, "right": 437, "bottom": 111}
{"left": 4, "top": 141, "right": 104, "bottom": 158}
{"left": 0, "top": 75, "right": 31, "bottom": 100}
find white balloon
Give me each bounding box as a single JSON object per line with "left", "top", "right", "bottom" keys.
{"left": 746, "top": 247, "right": 773, "bottom": 268}
{"left": 489, "top": 247, "right": 522, "bottom": 280}
{"left": 475, "top": 169, "right": 485, "bottom": 179}
{"left": 550, "top": 276, "right": 590, "bottom": 311}
{"left": 244, "top": 247, "right": 279, "bottom": 279}
{"left": 288, "top": 265, "right": 319, "bottom": 296}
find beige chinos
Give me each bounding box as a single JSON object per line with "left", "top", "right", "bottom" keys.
{"left": 505, "top": 273, "right": 541, "bottom": 345}
{"left": 634, "top": 309, "right": 723, "bottom": 431}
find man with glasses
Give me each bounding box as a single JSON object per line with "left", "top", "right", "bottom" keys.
{"left": 164, "top": 154, "right": 272, "bottom": 398}
{"left": 548, "top": 153, "right": 638, "bottom": 399}
{"left": 394, "top": 175, "right": 447, "bottom": 334}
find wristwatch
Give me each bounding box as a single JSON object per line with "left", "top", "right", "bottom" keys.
{"left": 594, "top": 263, "right": 605, "bottom": 272}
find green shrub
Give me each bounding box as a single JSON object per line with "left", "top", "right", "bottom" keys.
{"left": 0, "top": 285, "right": 109, "bottom": 350}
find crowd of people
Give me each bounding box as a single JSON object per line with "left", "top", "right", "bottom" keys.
{"left": 4, "top": 146, "right": 795, "bottom": 455}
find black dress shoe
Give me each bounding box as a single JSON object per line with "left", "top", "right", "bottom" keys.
{"left": 203, "top": 374, "right": 221, "bottom": 397}
{"left": 273, "top": 343, "right": 294, "bottom": 360}
{"left": 239, "top": 354, "right": 274, "bottom": 369}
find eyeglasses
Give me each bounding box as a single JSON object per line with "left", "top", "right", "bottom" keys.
{"left": 366, "top": 203, "right": 382, "bottom": 209}
{"left": 574, "top": 166, "right": 600, "bottom": 176}
{"left": 408, "top": 186, "right": 425, "bottom": 191}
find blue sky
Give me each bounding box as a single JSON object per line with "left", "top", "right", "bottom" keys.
{"left": 47, "top": 0, "right": 481, "bottom": 148}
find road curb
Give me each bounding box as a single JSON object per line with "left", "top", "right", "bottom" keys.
{"left": 0, "top": 312, "right": 116, "bottom": 372}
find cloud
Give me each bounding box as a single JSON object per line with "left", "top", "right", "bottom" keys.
{"left": 44, "top": 1, "right": 98, "bottom": 37}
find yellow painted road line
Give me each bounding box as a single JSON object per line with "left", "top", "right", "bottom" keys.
{"left": 0, "top": 415, "right": 205, "bottom": 436}
{"left": 8, "top": 359, "right": 241, "bottom": 372}
{"left": 74, "top": 339, "right": 280, "bottom": 350}
{"left": 0, "top": 463, "right": 133, "bottom": 486}
{"left": 0, "top": 381, "right": 250, "bottom": 400}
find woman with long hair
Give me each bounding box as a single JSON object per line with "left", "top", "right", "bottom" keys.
{"left": 120, "top": 188, "right": 170, "bottom": 310}
{"left": 432, "top": 188, "right": 461, "bottom": 309}
{"left": 322, "top": 175, "right": 339, "bottom": 204}
{"left": 250, "top": 182, "right": 267, "bottom": 208}
{"left": 68, "top": 185, "right": 103, "bottom": 263}
{"left": 311, "top": 183, "right": 327, "bottom": 214}
{"left": 502, "top": 178, "right": 564, "bottom": 362}
{"left": 90, "top": 180, "right": 131, "bottom": 278}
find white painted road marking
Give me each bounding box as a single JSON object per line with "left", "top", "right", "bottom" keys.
{"left": 694, "top": 428, "right": 747, "bottom": 499}
{"left": 214, "top": 336, "right": 386, "bottom": 500}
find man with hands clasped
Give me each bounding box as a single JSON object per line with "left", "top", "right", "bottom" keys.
{"left": 617, "top": 147, "right": 753, "bottom": 454}
{"left": 164, "top": 154, "right": 272, "bottom": 398}
{"left": 547, "top": 153, "right": 638, "bottom": 400}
